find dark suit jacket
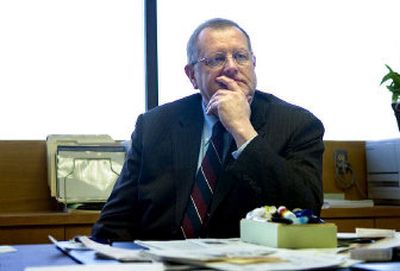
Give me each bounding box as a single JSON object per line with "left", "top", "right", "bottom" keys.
{"left": 92, "top": 90, "right": 325, "bottom": 242}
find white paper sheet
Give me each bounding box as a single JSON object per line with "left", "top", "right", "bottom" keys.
{"left": 0, "top": 245, "right": 16, "bottom": 254}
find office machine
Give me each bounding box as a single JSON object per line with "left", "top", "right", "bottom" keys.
{"left": 366, "top": 138, "right": 400, "bottom": 204}
{"left": 46, "top": 135, "right": 127, "bottom": 208}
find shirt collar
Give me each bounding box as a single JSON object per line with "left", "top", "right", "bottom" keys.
{"left": 201, "top": 101, "right": 218, "bottom": 129}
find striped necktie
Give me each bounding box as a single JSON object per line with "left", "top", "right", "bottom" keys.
{"left": 181, "top": 121, "right": 225, "bottom": 238}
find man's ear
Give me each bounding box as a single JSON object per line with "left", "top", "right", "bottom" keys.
{"left": 252, "top": 54, "right": 256, "bottom": 67}
{"left": 185, "top": 64, "right": 198, "bottom": 89}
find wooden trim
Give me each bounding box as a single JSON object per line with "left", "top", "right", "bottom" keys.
{"left": 0, "top": 212, "right": 99, "bottom": 226}
{"left": 321, "top": 206, "right": 400, "bottom": 218}
{"left": 0, "top": 141, "right": 56, "bottom": 213}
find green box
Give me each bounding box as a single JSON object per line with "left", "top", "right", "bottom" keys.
{"left": 240, "top": 219, "right": 337, "bottom": 248}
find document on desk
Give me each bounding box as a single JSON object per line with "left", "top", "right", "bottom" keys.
{"left": 340, "top": 231, "right": 400, "bottom": 262}
{"left": 76, "top": 236, "right": 150, "bottom": 262}
{"left": 48, "top": 235, "right": 150, "bottom": 263}
{"left": 356, "top": 228, "right": 396, "bottom": 239}
{"left": 48, "top": 236, "right": 348, "bottom": 270}
{"left": 0, "top": 245, "right": 16, "bottom": 254}
{"left": 137, "top": 239, "right": 346, "bottom": 271}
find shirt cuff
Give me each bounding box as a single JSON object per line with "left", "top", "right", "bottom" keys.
{"left": 231, "top": 135, "right": 257, "bottom": 159}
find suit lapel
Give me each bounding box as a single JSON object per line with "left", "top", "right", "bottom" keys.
{"left": 249, "top": 91, "right": 269, "bottom": 132}
{"left": 209, "top": 91, "right": 269, "bottom": 216}
{"left": 172, "top": 95, "right": 204, "bottom": 228}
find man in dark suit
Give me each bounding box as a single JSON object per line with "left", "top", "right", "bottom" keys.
{"left": 92, "top": 18, "right": 325, "bottom": 242}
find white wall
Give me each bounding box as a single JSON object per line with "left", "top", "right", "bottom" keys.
{"left": 0, "top": 0, "right": 144, "bottom": 140}
{"left": 158, "top": 0, "right": 400, "bottom": 140}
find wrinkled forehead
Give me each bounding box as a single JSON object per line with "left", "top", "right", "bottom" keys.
{"left": 196, "top": 26, "right": 251, "bottom": 53}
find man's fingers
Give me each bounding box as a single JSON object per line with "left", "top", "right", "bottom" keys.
{"left": 216, "top": 76, "right": 238, "bottom": 91}
{"left": 206, "top": 96, "right": 218, "bottom": 115}
{"left": 206, "top": 90, "right": 229, "bottom": 115}
{"left": 216, "top": 80, "right": 228, "bottom": 89}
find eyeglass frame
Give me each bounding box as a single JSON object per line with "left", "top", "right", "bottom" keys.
{"left": 191, "top": 50, "right": 254, "bottom": 68}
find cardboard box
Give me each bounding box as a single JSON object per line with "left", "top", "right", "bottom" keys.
{"left": 240, "top": 219, "right": 337, "bottom": 248}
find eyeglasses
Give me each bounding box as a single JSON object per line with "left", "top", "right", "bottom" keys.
{"left": 193, "top": 51, "right": 252, "bottom": 68}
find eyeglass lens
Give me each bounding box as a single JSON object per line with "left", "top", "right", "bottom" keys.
{"left": 203, "top": 51, "right": 251, "bottom": 68}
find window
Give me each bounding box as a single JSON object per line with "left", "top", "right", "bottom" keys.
{"left": 0, "top": 0, "right": 144, "bottom": 140}
{"left": 158, "top": 0, "right": 400, "bottom": 140}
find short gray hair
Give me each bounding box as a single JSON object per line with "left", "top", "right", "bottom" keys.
{"left": 186, "top": 18, "right": 253, "bottom": 65}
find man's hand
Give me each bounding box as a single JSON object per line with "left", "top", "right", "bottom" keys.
{"left": 206, "top": 76, "right": 257, "bottom": 147}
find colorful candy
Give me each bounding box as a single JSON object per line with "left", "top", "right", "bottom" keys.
{"left": 245, "top": 205, "right": 323, "bottom": 225}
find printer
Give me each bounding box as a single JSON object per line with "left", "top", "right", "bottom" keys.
{"left": 366, "top": 138, "right": 400, "bottom": 204}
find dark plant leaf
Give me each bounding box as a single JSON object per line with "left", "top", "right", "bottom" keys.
{"left": 382, "top": 64, "right": 400, "bottom": 102}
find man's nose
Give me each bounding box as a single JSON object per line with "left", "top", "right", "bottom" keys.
{"left": 222, "top": 55, "right": 239, "bottom": 76}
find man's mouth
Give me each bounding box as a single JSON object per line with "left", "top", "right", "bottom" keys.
{"left": 216, "top": 78, "right": 245, "bottom": 89}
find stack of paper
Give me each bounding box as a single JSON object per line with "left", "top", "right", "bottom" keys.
{"left": 339, "top": 228, "right": 400, "bottom": 262}
{"left": 47, "top": 236, "right": 348, "bottom": 270}
{"left": 137, "top": 238, "right": 346, "bottom": 271}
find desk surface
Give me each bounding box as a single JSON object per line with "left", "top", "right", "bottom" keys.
{"left": 2, "top": 243, "right": 400, "bottom": 271}
{"left": 0, "top": 244, "right": 75, "bottom": 271}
